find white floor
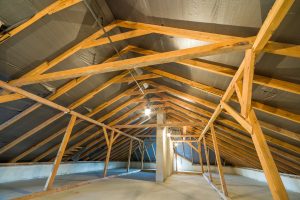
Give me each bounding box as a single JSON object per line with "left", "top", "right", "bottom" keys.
{"left": 31, "top": 172, "right": 300, "bottom": 200}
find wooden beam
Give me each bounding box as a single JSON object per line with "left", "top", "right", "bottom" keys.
{"left": 203, "top": 137, "right": 212, "bottom": 181}
{"left": 168, "top": 101, "right": 300, "bottom": 169}
{"left": 103, "top": 131, "right": 115, "bottom": 177}
{"left": 80, "top": 112, "right": 154, "bottom": 161}
{"left": 220, "top": 101, "right": 252, "bottom": 133}
{"left": 0, "top": 48, "right": 124, "bottom": 131}
{"left": 248, "top": 109, "right": 288, "bottom": 199}
{"left": 113, "top": 122, "right": 203, "bottom": 128}
{"left": 241, "top": 50, "right": 255, "bottom": 117}
{"left": 115, "top": 74, "right": 161, "bottom": 83}
{"left": 0, "top": 0, "right": 82, "bottom": 43}
{"left": 210, "top": 124, "right": 228, "bottom": 196}
{"left": 252, "top": 0, "right": 295, "bottom": 52}
{"left": 82, "top": 29, "right": 151, "bottom": 49}
{"left": 165, "top": 96, "right": 300, "bottom": 153}
{"left": 36, "top": 100, "right": 146, "bottom": 162}
{"left": 0, "top": 72, "right": 129, "bottom": 155}
{"left": 145, "top": 66, "right": 300, "bottom": 124}
{"left": 127, "top": 139, "right": 133, "bottom": 172}
{"left": 10, "top": 37, "right": 252, "bottom": 86}
{"left": 0, "top": 79, "right": 141, "bottom": 149}
{"left": 117, "top": 20, "right": 300, "bottom": 58}
{"left": 9, "top": 87, "right": 137, "bottom": 163}
{"left": 197, "top": 0, "right": 293, "bottom": 197}
{"left": 198, "top": 141, "right": 204, "bottom": 173}
{"left": 44, "top": 115, "right": 77, "bottom": 191}
{"left": 140, "top": 143, "right": 145, "bottom": 169}
{"left": 133, "top": 46, "right": 300, "bottom": 95}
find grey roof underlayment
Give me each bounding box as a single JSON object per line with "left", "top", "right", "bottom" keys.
{"left": 0, "top": 0, "right": 299, "bottom": 171}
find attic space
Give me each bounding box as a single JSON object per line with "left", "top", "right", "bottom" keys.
{"left": 0, "top": 0, "right": 299, "bottom": 199}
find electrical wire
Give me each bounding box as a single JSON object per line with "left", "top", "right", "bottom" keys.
{"left": 82, "top": 0, "right": 145, "bottom": 95}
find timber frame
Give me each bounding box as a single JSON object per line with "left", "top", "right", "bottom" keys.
{"left": 0, "top": 0, "right": 299, "bottom": 198}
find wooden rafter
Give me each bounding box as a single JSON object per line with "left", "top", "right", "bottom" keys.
{"left": 9, "top": 37, "right": 252, "bottom": 86}
{"left": 197, "top": 1, "right": 294, "bottom": 198}
{"left": 0, "top": 0, "right": 82, "bottom": 43}
{"left": 116, "top": 20, "right": 300, "bottom": 58}
{"left": 131, "top": 46, "right": 300, "bottom": 95}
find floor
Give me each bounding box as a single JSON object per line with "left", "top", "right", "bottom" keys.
{"left": 33, "top": 172, "right": 220, "bottom": 200}
{"left": 0, "top": 168, "right": 136, "bottom": 200}
{"left": 1, "top": 170, "right": 300, "bottom": 200}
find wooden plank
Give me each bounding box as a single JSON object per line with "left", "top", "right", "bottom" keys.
{"left": 82, "top": 29, "right": 152, "bottom": 49}
{"left": 115, "top": 74, "right": 161, "bottom": 83}
{"left": 76, "top": 111, "right": 147, "bottom": 161}
{"left": 252, "top": 0, "right": 295, "bottom": 52}
{"left": 0, "top": 72, "right": 129, "bottom": 155}
{"left": 0, "top": 79, "right": 141, "bottom": 146}
{"left": 145, "top": 66, "right": 300, "bottom": 124}
{"left": 220, "top": 101, "right": 252, "bottom": 133}
{"left": 10, "top": 37, "right": 252, "bottom": 86}
{"left": 203, "top": 137, "right": 212, "bottom": 181}
{"left": 127, "top": 139, "right": 133, "bottom": 172}
{"left": 241, "top": 50, "right": 255, "bottom": 117}
{"left": 117, "top": 20, "right": 300, "bottom": 58}
{"left": 165, "top": 95, "right": 300, "bottom": 150}
{"left": 103, "top": 131, "right": 114, "bottom": 177}
{"left": 44, "top": 115, "right": 77, "bottom": 191}
{"left": 133, "top": 46, "right": 300, "bottom": 95}
{"left": 113, "top": 122, "right": 203, "bottom": 128}
{"left": 0, "top": 0, "right": 82, "bottom": 43}
{"left": 198, "top": 141, "right": 204, "bottom": 173}
{"left": 247, "top": 109, "right": 288, "bottom": 199}
{"left": 0, "top": 93, "right": 25, "bottom": 103}
{"left": 0, "top": 50, "right": 123, "bottom": 131}
{"left": 140, "top": 143, "right": 145, "bottom": 169}
{"left": 10, "top": 87, "right": 137, "bottom": 163}
{"left": 210, "top": 124, "right": 228, "bottom": 196}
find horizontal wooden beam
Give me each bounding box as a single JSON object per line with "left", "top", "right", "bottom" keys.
{"left": 132, "top": 46, "right": 300, "bottom": 95}
{"left": 117, "top": 20, "right": 300, "bottom": 58}
{"left": 9, "top": 37, "right": 252, "bottom": 86}
{"left": 0, "top": 79, "right": 142, "bottom": 143}
{"left": 113, "top": 122, "right": 203, "bottom": 128}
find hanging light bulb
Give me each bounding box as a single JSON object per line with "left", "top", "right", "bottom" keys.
{"left": 144, "top": 97, "right": 151, "bottom": 116}
{"left": 144, "top": 107, "right": 151, "bottom": 116}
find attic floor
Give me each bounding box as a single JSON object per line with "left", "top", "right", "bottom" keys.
{"left": 0, "top": 168, "right": 136, "bottom": 200}
{"left": 4, "top": 171, "right": 299, "bottom": 200}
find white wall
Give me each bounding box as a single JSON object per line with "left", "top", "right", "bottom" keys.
{"left": 174, "top": 154, "right": 235, "bottom": 174}
{"left": 130, "top": 161, "right": 156, "bottom": 169}
{"left": 174, "top": 155, "right": 300, "bottom": 193}
{"left": 233, "top": 167, "right": 300, "bottom": 193}
{"left": 0, "top": 161, "right": 126, "bottom": 183}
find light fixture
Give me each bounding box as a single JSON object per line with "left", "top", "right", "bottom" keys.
{"left": 144, "top": 107, "right": 151, "bottom": 116}
{"left": 167, "top": 133, "right": 171, "bottom": 137}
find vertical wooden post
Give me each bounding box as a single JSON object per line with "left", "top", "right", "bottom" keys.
{"left": 44, "top": 115, "right": 77, "bottom": 191}
{"left": 211, "top": 124, "right": 228, "bottom": 196}
{"left": 104, "top": 131, "right": 114, "bottom": 177}
{"left": 127, "top": 139, "right": 133, "bottom": 172}
{"left": 140, "top": 142, "right": 145, "bottom": 170}
{"left": 197, "top": 141, "right": 204, "bottom": 173}
{"left": 203, "top": 137, "right": 212, "bottom": 181}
